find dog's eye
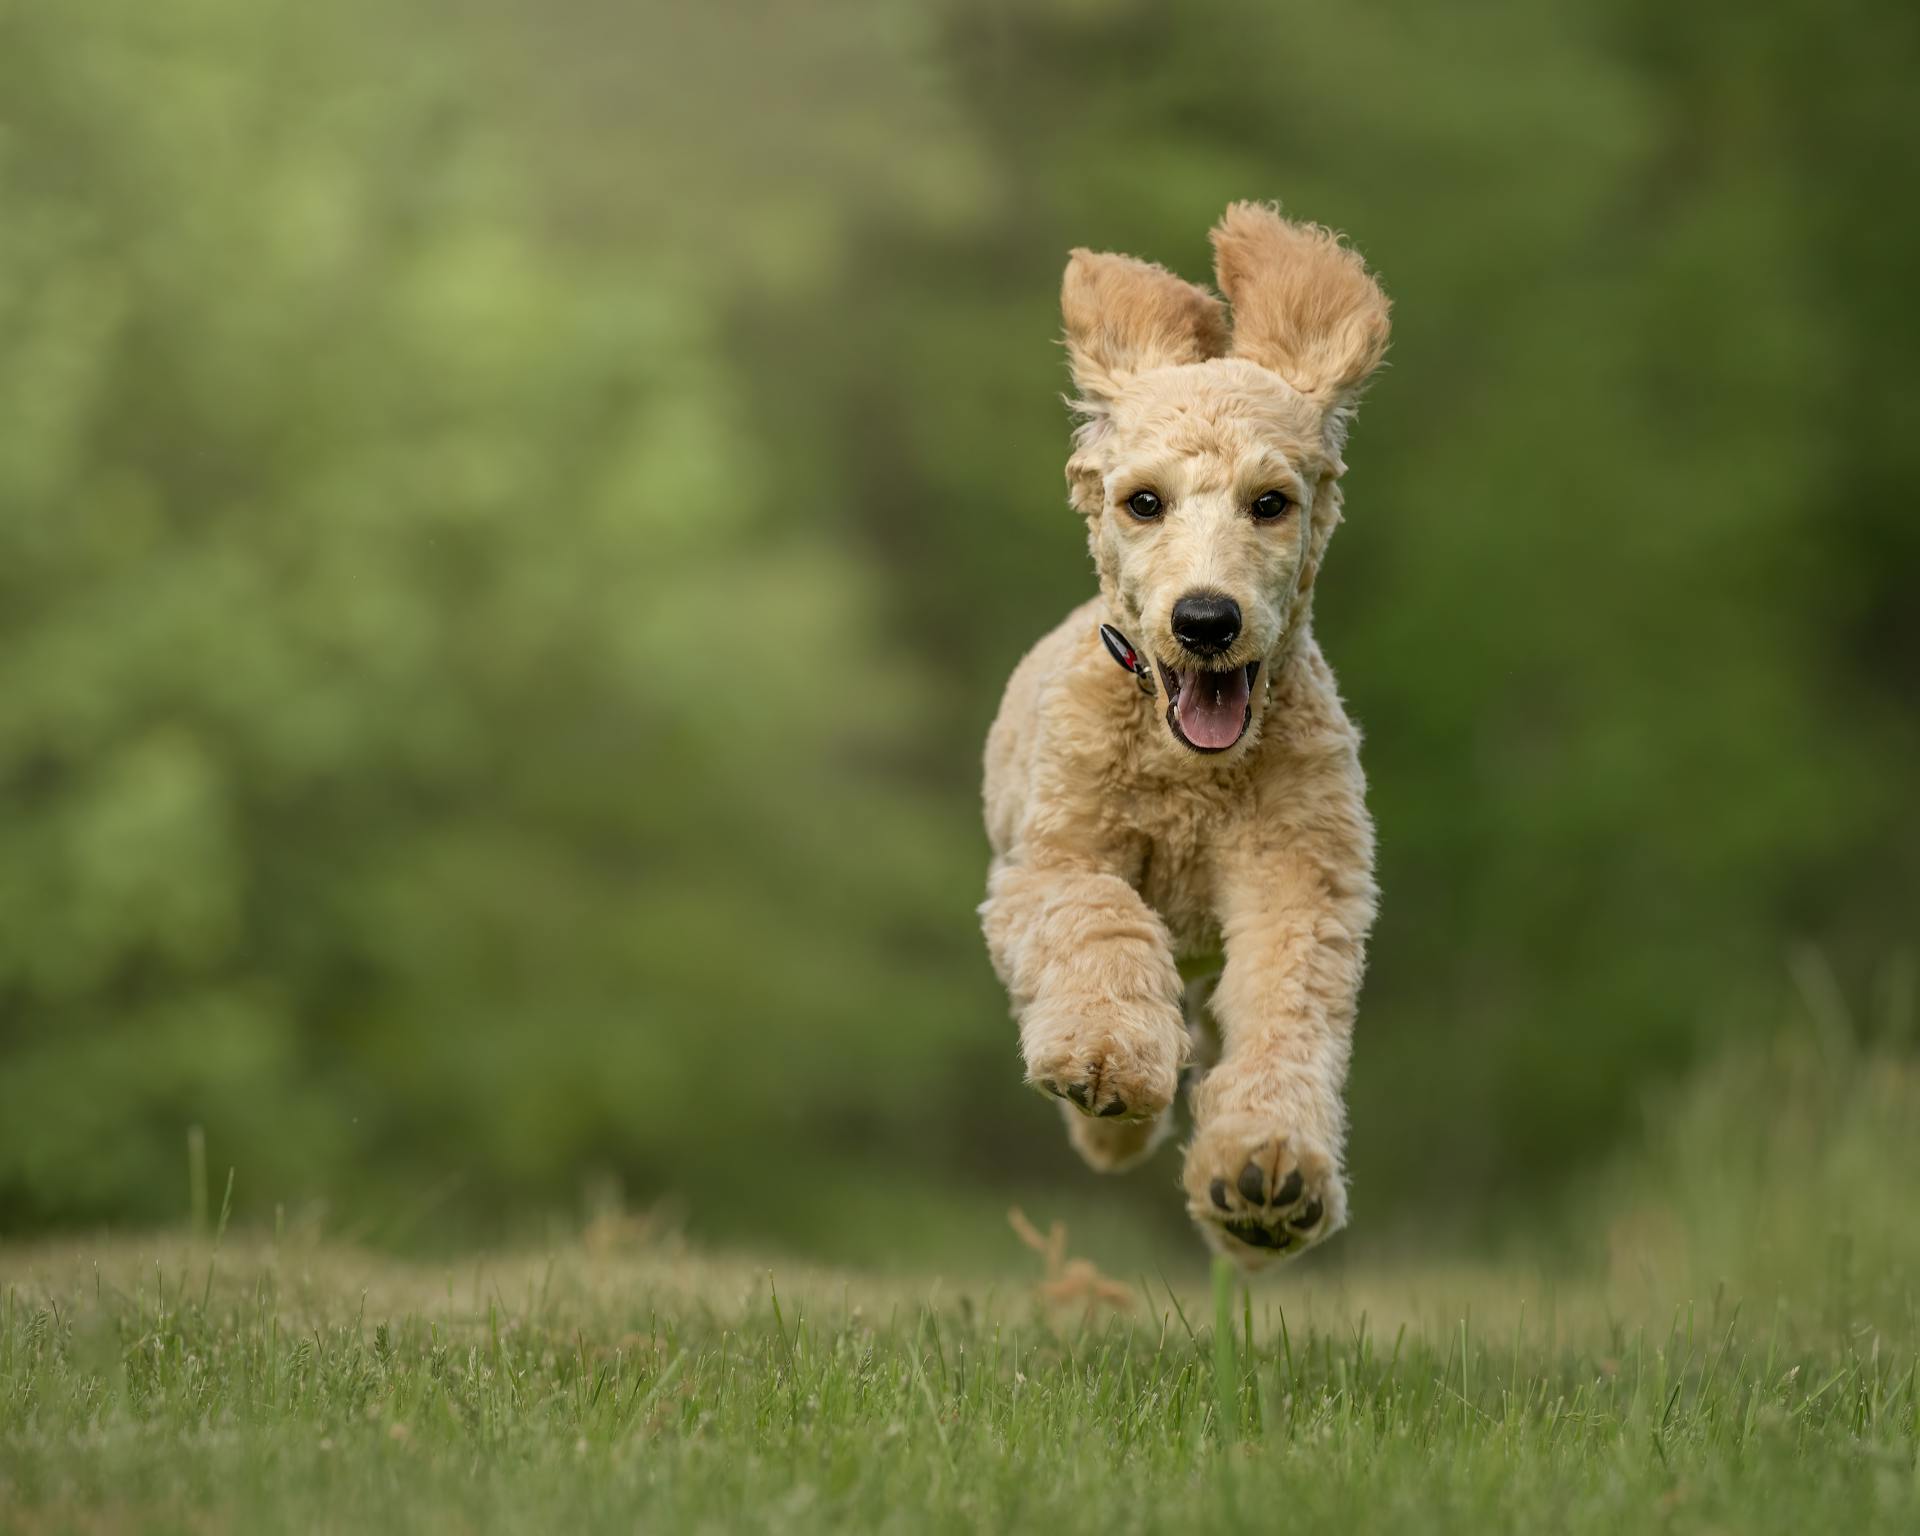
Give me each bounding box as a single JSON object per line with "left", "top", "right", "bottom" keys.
{"left": 1251, "top": 490, "right": 1292, "bottom": 521}
{"left": 1125, "top": 490, "right": 1163, "bottom": 521}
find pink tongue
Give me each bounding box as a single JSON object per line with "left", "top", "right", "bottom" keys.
{"left": 1176, "top": 667, "right": 1251, "bottom": 749}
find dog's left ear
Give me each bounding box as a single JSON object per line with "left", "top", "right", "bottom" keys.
{"left": 1211, "top": 202, "right": 1390, "bottom": 452}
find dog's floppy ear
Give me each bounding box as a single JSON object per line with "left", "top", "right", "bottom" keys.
{"left": 1211, "top": 201, "right": 1390, "bottom": 431}
{"left": 1061, "top": 249, "right": 1228, "bottom": 414}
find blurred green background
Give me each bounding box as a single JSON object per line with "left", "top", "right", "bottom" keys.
{"left": 2, "top": 0, "right": 1914, "bottom": 1267}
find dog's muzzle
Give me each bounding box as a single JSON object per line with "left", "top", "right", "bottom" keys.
{"left": 1100, "top": 622, "right": 1258, "bottom": 752}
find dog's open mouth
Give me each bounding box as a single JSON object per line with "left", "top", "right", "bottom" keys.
{"left": 1155, "top": 660, "right": 1259, "bottom": 753}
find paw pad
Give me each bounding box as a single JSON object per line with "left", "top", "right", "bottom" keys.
{"left": 1021, "top": 1005, "right": 1184, "bottom": 1129}
{"left": 1185, "top": 1131, "right": 1341, "bottom": 1265}
{"left": 1032, "top": 1074, "right": 1155, "bottom": 1122}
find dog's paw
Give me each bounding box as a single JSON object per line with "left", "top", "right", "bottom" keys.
{"left": 1060, "top": 1099, "right": 1174, "bottom": 1172}
{"left": 1182, "top": 1116, "right": 1345, "bottom": 1269}
{"left": 1024, "top": 1001, "right": 1184, "bottom": 1124}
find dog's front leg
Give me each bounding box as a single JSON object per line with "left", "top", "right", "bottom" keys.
{"left": 981, "top": 851, "right": 1188, "bottom": 1132}
{"left": 1181, "top": 797, "right": 1377, "bottom": 1266}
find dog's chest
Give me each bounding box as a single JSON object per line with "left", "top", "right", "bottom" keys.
{"left": 1113, "top": 800, "right": 1223, "bottom": 959}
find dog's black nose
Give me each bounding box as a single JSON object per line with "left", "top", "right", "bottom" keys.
{"left": 1171, "top": 593, "right": 1241, "bottom": 655}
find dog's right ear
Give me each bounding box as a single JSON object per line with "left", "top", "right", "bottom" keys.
{"left": 1062, "top": 249, "right": 1227, "bottom": 416}
{"left": 1062, "top": 250, "right": 1225, "bottom": 513}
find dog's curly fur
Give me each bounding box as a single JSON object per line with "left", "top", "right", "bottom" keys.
{"left": 981, "top": 202, "right": 1390, "bottom": 1268}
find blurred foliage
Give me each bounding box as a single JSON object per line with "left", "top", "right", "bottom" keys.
{"left": 0, "top": 0, "right": 1914, "bottom": 1260}
{"left": 1577, "top": 987, "right": 1920, "bottom": 1334}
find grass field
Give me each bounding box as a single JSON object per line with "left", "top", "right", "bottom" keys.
{"left": 3, "top": 1035, "right": 1916, "bottom": 1534}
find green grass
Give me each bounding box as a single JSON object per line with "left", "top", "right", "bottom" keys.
{"left": 3, "top": 1035, "right": 1917, "bottom": 1533}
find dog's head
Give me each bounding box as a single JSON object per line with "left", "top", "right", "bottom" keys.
{"left": 1063, "top": 202, "right": 1390, "bottom": 756}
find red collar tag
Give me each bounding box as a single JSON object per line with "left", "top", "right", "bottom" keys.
{"left": 1099, "top": 623, "right": 1157, "bottom": 698}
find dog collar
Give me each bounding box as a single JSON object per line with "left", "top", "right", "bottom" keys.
{"left": 1099, "top": 623, "right": 1158, "bottom": 699}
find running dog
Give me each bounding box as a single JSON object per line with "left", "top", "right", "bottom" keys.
{"left": 981, "top": 202, "right": 1390, "bottom": 1266}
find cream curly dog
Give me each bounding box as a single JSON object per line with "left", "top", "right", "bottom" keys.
{"left": 981, "top": 202, "right": 1389, "bottom": 1268}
